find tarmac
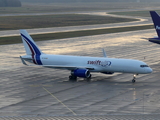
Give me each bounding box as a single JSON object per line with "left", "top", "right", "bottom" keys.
{"left": 1, "top": 29, "right": 160, "bottom": 119}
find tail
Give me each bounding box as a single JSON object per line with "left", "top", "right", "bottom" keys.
{"left": 20, "top": 29, "right": 44, "bottom": 65}
{"left": 150, "top": 11, "right": 160, "bottom": 38}
{"left": 20, "top": 29, "right": 43, "bottom": 55}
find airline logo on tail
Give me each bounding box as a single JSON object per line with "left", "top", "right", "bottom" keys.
{"left": 150, "top": 11, "right": 160, "bottom": 38}
{"left": 21, "top": 33, "right": 43, "bottom": 65}
{"left": 156, "top": 25, "right": 160, "bottom": 30}
{"left": 144, "top": 11, "right": 160, "bottom": 44}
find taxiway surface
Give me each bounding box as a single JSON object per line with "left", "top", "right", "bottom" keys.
{"left": 1, "top": 29, "right": 160, "bottom": 119}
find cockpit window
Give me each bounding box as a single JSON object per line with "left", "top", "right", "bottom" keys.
{"left": 140, "top": 65, "right": 149, "bottom": 67}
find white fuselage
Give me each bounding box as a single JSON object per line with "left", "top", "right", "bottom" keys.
{"left": 23, "top": 54, "right": 152, "bottom": 74}
{"left": 20, "top": 29, "right": 153, "bottom": 82}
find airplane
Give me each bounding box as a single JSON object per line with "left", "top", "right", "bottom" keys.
{"left": 144, "top": 11, "right": 160, "bottom": 44}
{"left": 19, "top": 29, "right": 152, "bottom": 83}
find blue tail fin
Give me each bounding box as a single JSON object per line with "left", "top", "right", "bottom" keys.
{"left": 150, "top": 11, "right": 160, "bottom": 37}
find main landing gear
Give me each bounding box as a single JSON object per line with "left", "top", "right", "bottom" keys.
{"left": 69, "top": 75, "right": 77, "bottom": 82}
{"left": 69, "top": 74, "right": 92, "bottom": 82}
{"left": 84, "top": 74, "right": 92, "bottom": 82}
{"left": 132, "top": 74, "right": 138, "bottom": 83}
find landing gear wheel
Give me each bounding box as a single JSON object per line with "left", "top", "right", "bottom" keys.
{"left": 132, "top": 74, "right": 138, "bottom": 83}
{"left": 132, "top": 79, "right": 136, "bottom": 83}
{"left": 69, "top": 75, "right": 77, "bottom": 82}
{"left": 86, "top": 74, "right": 92, "bottom": 82}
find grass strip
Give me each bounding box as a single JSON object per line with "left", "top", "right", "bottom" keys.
{"left": 108, "top": 10, "right": 160, "bottom": 17}
{"left": 0, "top": 24, "right": 154, "bottom": 45}
{"left": 0, "top": 14, "right": 137, "bottom": 30}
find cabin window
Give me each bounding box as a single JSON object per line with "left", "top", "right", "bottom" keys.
{"left": 140, "top": 65, "right": 149, "bottom": 67}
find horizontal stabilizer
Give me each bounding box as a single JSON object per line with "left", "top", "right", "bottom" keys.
{"left": 142, "top": 37, "right": 160, "bottom": 44}
{"left": 142, "top": 37, "right": 160, "bottom": 40}
{"left": 20, "top": 56, "right": 28, "bottom": 66}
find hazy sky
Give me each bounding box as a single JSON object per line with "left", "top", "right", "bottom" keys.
{"left": 20, "top": 0, "right": 160, "bottom": 3}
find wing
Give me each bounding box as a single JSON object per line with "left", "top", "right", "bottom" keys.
{"left": 20, "top": 56, "right": 94, "bottom": 70}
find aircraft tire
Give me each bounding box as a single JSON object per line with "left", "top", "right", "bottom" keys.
{"left": 69, "top": 75, "right": 77, "bottom": 81}
{"left": 86, "top": 74, "right": 92, "bottom": 82}
{"left": 132, "top": 79, "right": 136, "bottom": 83}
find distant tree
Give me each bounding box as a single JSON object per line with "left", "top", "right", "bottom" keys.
{"left": 6, "top": 0, "right": 21, "bottom": 7}
{"left": 0, "top": 0, "right": 21, "bottom": 7}
{"left": 0, "top": 0, "right": 6, "bottom": 7}
{"left": 0, "top": 0, "right": 7, "bottom": 7}
{"left": 20, "top": 0, "right": 160, "bottom": 2}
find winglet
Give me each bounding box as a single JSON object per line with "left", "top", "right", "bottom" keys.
{"left": 102, "top": 48, "right": 107, "bottom": 57}
{"left": 20, "top": 56, "right": 28, "bottom": 66}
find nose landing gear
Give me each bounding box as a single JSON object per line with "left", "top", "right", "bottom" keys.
{"left": 132, "top": 74, "right": 138, "bottom": 83}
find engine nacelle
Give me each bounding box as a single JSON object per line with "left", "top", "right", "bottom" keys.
{"left": 72, "top": 69, "right": 91, "bottom": 78}
{"left": 101, "top": 72, "right": 114, "bottom": 75}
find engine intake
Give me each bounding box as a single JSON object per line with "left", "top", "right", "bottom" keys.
{"left": 72, "top": 69, "right": 91, "bottom": 78}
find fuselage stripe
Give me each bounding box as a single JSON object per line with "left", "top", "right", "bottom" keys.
{"left": 24, "top": 39, "right": 37, "bottom": 64}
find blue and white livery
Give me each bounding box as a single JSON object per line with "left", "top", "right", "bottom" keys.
{"left": 20, "top": 30, "right": 152, "bottom": 83}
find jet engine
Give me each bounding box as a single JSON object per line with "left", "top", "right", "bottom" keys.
{"left": 72, "top": 69, "right": 91, "bottom": 78}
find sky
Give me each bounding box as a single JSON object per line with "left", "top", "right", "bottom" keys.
{"left": 20, "top": 0, "right": 160, "bottom": 3}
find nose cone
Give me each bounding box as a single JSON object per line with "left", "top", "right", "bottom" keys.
{"left": 146, "top": 67, "right": 153, "bottom": 73}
